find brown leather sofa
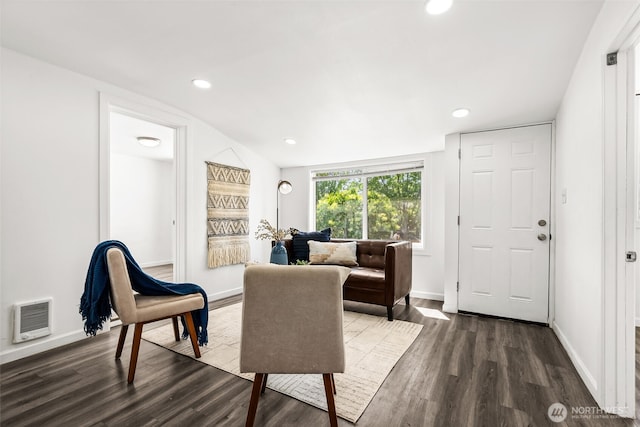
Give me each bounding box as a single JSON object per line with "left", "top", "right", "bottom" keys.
{"left": 281, "top": 239, "right": 412, "bottom": 321}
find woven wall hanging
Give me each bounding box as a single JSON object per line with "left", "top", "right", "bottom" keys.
{"left": 206, "top": 162, "right": 250, "bottom": 268}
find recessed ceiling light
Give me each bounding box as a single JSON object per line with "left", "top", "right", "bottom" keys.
{"left": 284, "top": 138, "right": 297, "bottom": 145}
{"left": 192, "top": 79, "right": 212, "bottom": 89}
{"left": 137, "top": 136, "right": 161, "bottom": 147}
{"left": 425, "top": 0, "right": 453, "bottom": 15}
{"left": 452, "top": 108, "right": 470, "bottom": 118}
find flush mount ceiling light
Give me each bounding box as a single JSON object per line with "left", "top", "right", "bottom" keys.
{"left": 137, "top": 136, "right": 161, "bottom": 147}
{"left": 425, "top": 0, "right": 453, "bottom": 15}
{"left": 284, "top": 138, "right": 297, "bottom": 145}
{"left": 452, "top": 108, "right": 470, "bottom": 118}
{"left": 191, "top": 79, "right": 212, "bottom": 89}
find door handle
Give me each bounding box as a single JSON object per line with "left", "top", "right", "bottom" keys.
{"left": 538, "top": 219, "right": 547, "bottom": 227}
{"left": 537, "top": 234, "right": 547, "bottom": 241}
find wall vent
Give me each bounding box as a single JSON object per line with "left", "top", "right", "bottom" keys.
{"left": 13, "top": 298, "right": 52, "bottom": 343}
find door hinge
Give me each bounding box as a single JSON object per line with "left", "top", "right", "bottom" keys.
{"left": 626, "top": 251, "right": 637, "bottom": 262}
{"left": 457, "top": 215, "right": 460, "bottom": 226}
{"left": 458, "top": 148, "right": 461, "bottom": 159}
{"left": 457, "top": 281, "right": 459, "bottom": 291}
{"left": 607, "top": 51, "right": 618, "bottom": 66}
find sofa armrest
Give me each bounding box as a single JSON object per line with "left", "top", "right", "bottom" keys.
{"left": 385, "top": 241, "right": 413, "bottom": 303}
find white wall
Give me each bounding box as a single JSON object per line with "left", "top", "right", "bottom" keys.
{"left": 635, "top": 43, "right": 640, "bottom": 326}
{"left": 280, "top": 152, "right": 446, "bottom": 301}
{"left": 0, "top": 48, "right": 280, "bottom": 362}
{"left": 554, "top": 0, "right": 638, "bottom": 404}
{"left": 110, "top": 153, "right": 174, "bottom": 267}
{"left": 185, "top": 121, "right": 279, "bottom": 300}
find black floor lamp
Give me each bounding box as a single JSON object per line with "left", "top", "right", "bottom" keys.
{"left": 276, "top": 180, "right": 293, "bottom": 231}
{"left": 271, "top": 180, "right": 293, "bottom": 265}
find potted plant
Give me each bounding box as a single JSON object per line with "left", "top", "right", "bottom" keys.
{"left": 254, "top": 219, "right": 294, "bottom": 265}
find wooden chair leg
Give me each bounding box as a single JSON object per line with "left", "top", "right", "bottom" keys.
{"left": 261, "top": 373, "right": 268, "bottom": 394}
{"left": 405, "top": 294, "right": 410, "bottom": 305}
{"left": 116, "top": 324, "right": 128, "bottom": 359}
{"left": 183, "top": 312, "right": 201, "bottom": 358}
{"left": 127, "top": 323, "right": 144, "bottom": 383}
{"left": 172, "top": 316, "right": 180, "bottom": 341}
{"left": 331, "top": 373, "right": 337, "bottom": 395}
{"left": 246, "top": 373, "right": 265, "bottom": 427}
{"left": 387, "top": 306, "right": 393, "bottom": 321}
{"left": 323, "top": 374, "right": 338, "bottom": 427}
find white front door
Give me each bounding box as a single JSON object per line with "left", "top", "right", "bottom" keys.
{"left": 458, "top": 124, "right": 551, "bottom": 323}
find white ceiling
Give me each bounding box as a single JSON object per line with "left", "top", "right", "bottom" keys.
{"left": 1, "top": 0, "right": 603, "bottom": 168}
{"left": 110, "top": 112, "right": 175, "bottom": 161}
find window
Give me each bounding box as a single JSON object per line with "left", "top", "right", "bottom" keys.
{"left": 313, "top": 161, "right": 423, "bottom": 243}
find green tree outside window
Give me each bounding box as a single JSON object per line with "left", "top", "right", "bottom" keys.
{"left": 315, "top": 168, "right": 422, "bottom": 243}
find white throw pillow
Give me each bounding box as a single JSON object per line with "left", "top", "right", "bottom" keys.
{"left": 308, "top": 241, "right": 358, "bottom": 267}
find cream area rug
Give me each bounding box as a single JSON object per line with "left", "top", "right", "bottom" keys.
{"left": 142, "top": 303, "right": 423, "bottom": 423}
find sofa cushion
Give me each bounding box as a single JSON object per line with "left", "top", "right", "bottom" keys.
{"left": 292, "top": 228, "right": 331, "bottom": 261}
{"left": 356, "top": 240, "right": 387, "bottom": 269}
{"left": 345, "top": 267, "right": 386, "bottom": 290}
{"left": 308, "top": 241, "right": 358, "bottom": 266}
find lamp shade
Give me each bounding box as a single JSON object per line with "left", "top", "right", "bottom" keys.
{"left": 278, "top": 180, "right": 293, "bottom": 195}
{"left": 426, "top": 0, "right": 452, "bottom": 15}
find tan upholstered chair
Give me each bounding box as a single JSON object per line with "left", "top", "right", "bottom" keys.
{"left": 240, "top": 264, "right": 351, "bottom": 427}
{"left": 106, "top": 247, "right": 205, "bottom": 383}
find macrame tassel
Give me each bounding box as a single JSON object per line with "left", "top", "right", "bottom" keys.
{"left": 208, "top": 242, "right": 250, "bottom": 268}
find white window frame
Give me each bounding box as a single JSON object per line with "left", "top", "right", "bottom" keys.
{"left": 311, "top": 158, "right": 429, "bottom": 253}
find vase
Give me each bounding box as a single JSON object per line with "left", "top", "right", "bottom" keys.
{"left": 270, "top": 240, "right": 288, "bottom": 265}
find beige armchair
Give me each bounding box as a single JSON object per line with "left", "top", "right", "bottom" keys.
{"left": 106, "top": 247, "right": 205, "bottom": 383}
{"left": 240, "top": 264, "right": 351, "bottom": 427}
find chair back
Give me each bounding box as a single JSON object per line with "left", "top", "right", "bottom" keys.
{"left": 106, "top": 247, "right": 138, "bottom": 325}
{"left": 240, "top": 264, "right": 351, "bottom": 374}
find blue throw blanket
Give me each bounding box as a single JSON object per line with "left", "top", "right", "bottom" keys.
{"left": 80, "top": 240, "right": 208, "bottom": 345}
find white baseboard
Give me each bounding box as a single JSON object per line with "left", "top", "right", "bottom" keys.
{"left": 552, "top": 320, "right": 598, "bottom": 401}
{"left": 0, "top": 329, "right": 88, "bottom": 364}
{"left": 208, "top": 290, "right": 445, "bottom": 308}
{"left": 635, "top": 317, "right": 640, "bottom": 327}
{"left": 139, "top": 259, "right": 173, "bottom": 268}
{"left": 209, "top": 287, "right": 243, "bottom": 302}
{"left": 410, "top": 290, "right": 444, "bottom": 302}
{"left": 0, "top": 289, "right": 239, "bottom": 364}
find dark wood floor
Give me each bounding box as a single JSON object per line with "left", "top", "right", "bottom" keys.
{"left": 1, "top": 294, "right": 636, "bottom": 427}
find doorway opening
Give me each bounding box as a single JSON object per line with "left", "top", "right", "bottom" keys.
{"left": 109, "top": 111, "right": 176, "bottom": 280}
{"left": 99, "top": 93, "right": 189, "bottom": 287}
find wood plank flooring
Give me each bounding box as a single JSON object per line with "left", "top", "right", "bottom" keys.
{"left": 142, "top": 264, "right": 174, "bottom": 282}
{"left": 1, "top": 294, "right": 636, "bottom": 426}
